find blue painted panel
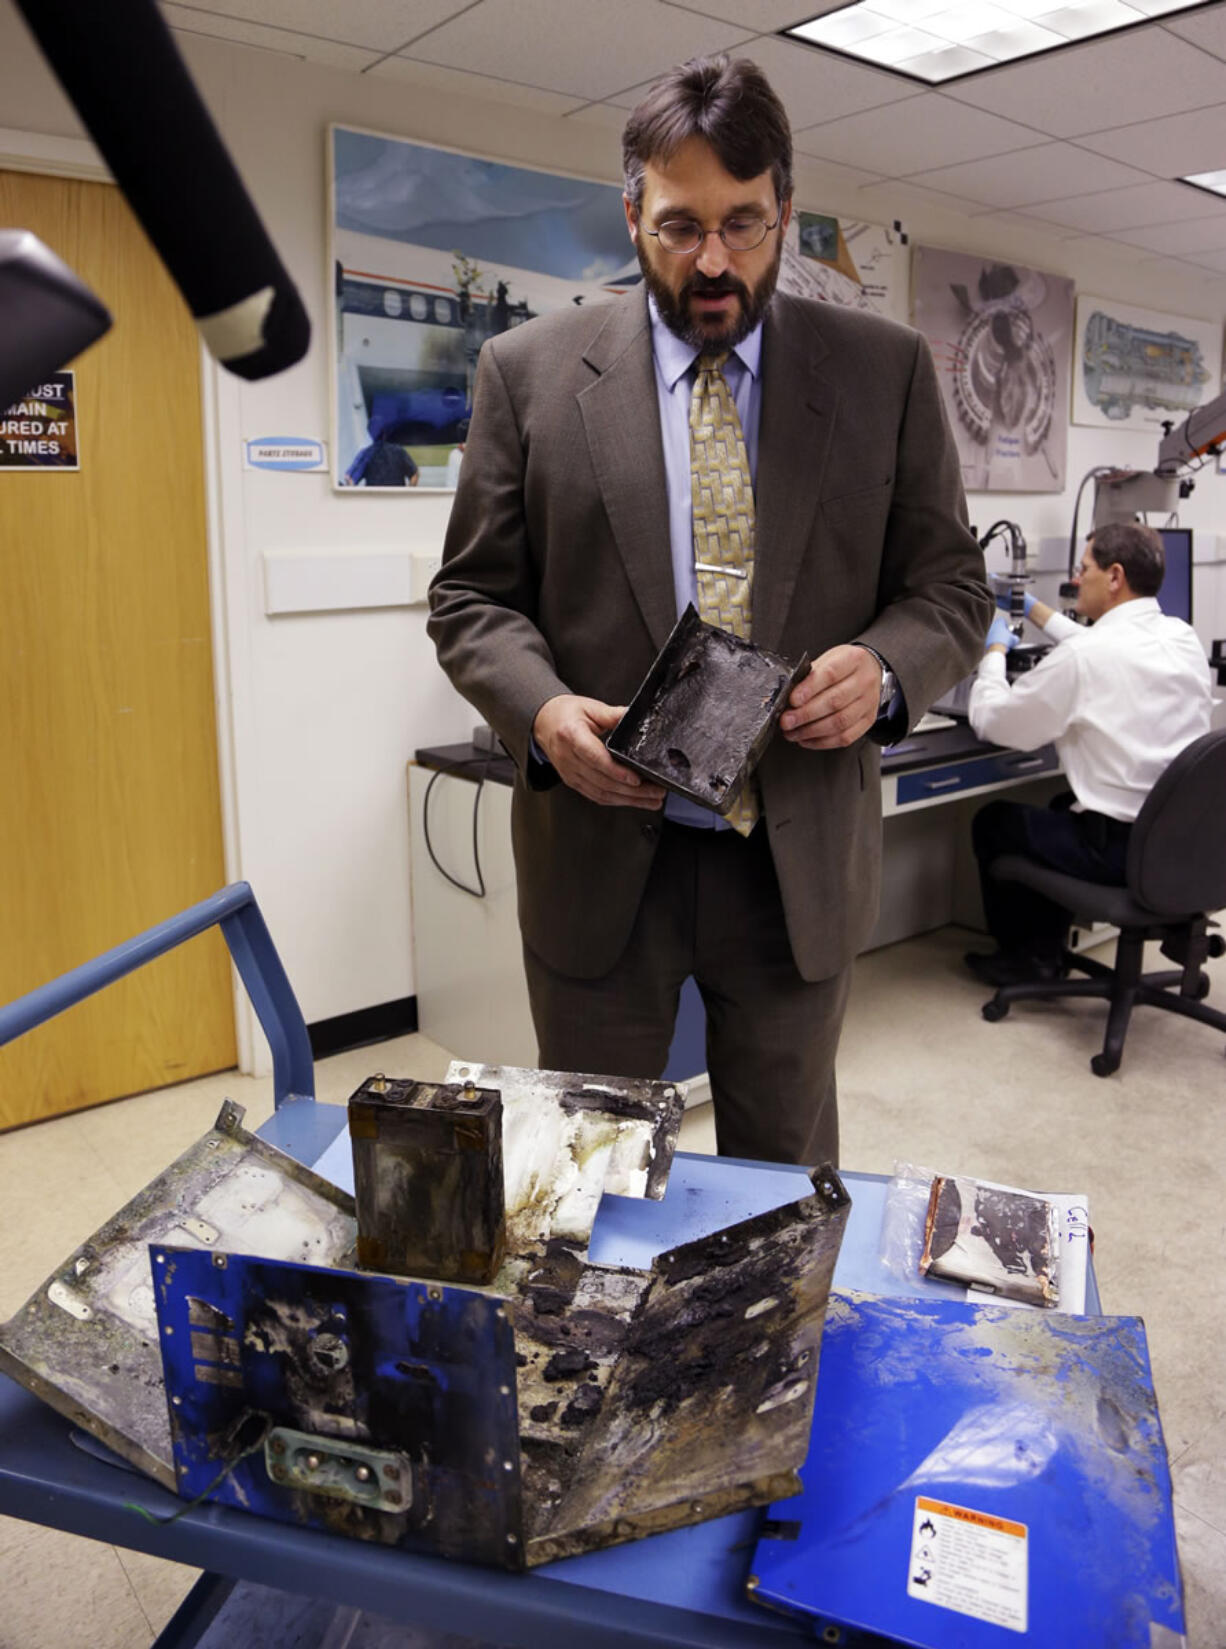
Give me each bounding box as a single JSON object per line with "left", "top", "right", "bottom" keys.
{"left": 752, "top": 1292, "right": 1183, "bottom": 1645}
{"left": 154, "top": 1248, "right": 524, "bottom": 1569}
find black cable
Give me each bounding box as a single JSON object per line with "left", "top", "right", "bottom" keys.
{"left": 422, "top": 752, "right": 496, "bottom": 899}
{"left": 1068, "top": 467, "right": 1116, "bottom": 578}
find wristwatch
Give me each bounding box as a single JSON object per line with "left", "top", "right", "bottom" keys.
{"left": 877, "top": 665, "right": 898, "bottom": 714}
{"left": 856, "top": 644, "right": 896, "bottom": 716}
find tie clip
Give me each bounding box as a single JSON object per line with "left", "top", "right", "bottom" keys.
{"left": 695, "top": 561, "right": 748, "bottom": 578}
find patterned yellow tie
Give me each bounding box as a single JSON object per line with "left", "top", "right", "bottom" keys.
{"left": 689, "top": 351, "right": 760, "bottom": 835}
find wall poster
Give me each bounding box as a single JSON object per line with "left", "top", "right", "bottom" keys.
{"left": 328, "top": 125, "right": 633, "bottom": 491}
{"left": 1072, "top": 294, "right": 1222, "bottom": 432}
{"left": 911, "top": 246, "right": 1074, "bottom": 493}
{"left": 780, "top": 211, "right": 908, "bottom": 321}
{"left": 0, "top": 370, "right": 78, "bottom": 471}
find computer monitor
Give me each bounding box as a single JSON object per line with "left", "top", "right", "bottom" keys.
{"left": 1157, "top": 527, "right": 1193, "bottom": 623}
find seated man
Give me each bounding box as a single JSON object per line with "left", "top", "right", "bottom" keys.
{"left": 965, "top": 521, "right": 1213, "bottom": 986}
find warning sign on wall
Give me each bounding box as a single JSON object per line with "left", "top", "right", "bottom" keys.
{"left": 0, "top": 371, "right": 79, "bottom": 470}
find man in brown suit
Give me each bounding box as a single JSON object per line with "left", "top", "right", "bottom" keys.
{"left": 429, "top": 56, "right": 991, "bottom": 1167}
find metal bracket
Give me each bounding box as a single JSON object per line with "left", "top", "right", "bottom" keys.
{"left": 264, "top": 1427, "right": 412, "bottom": 1514}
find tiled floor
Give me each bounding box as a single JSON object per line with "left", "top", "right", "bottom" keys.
{"left": 1, "top": 924, "right": 1224, "bottom": 1647}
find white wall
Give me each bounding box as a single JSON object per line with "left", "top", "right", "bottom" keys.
{"left": 3, "top": 10, "right": 1224, "bottom": 1053}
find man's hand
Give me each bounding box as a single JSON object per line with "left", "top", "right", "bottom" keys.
{"left": 779, "top": 645, "right": 882, "bottom": 750}
{"left": 533, "top": 695, "right": 666, "bottom": 810}
{"left": 995, "top": 589, "right": 1036, "bottom": 616}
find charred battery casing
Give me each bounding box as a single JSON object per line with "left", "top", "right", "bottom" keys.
{"left": 349, "top": 1077, "right": 506, "bottom": 1286}
{"left": 605, "top": 604, "right": 810, "bottom": 814}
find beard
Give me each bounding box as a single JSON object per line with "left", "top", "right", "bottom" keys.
{"left": 636, "top": 235, "right": 782, "bottom": 352}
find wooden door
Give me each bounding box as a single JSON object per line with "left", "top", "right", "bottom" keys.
{"left": 0, "top": 168, "right": 236, "bottom": 1129}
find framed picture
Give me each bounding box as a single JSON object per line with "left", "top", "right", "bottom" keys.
{"left": 1072, "top": 294, "right": 1222, "bottom": 432}
{"left": 328, "top": 126, "right": 634, "bottom": 490}
{"left": 911, "top": 245, "right": 1074, "bottom": 494}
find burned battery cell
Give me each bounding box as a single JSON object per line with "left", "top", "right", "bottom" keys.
{"left": 350, "top": 1077, "right": 505, "bottom": 1286}
{"left": 605, "top": 604, "right": 810, "bottom": 814}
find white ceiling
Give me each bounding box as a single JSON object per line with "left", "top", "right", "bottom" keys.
{"left": 159, "top": 0, "right": 1226, "bottom": 286}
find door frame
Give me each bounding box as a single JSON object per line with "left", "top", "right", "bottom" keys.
{"left": 1, "top": 127, "right": 258, "bottom": 1075}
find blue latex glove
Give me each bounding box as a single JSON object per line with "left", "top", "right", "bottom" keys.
{"left": 995, "top": 589, "right": 1036, "bottom": 616}
{"left": 985, "top": 613, "right": 1018, "bottom": 652}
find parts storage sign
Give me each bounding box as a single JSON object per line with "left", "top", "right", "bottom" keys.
{"left": 0, "top": 372, "right": 79, "bottom": 470}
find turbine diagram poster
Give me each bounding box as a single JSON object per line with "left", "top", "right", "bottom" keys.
{"left": 780, "top": 211, "right": 908, "bottom": 321}
{"left": 329, "top": 125, "right": 633, "bottom": 489}
{"left": 912, "top": 246, "right": 1074, "bottom": 494}
{"left": 1072, "top": 294, "right": 1222, "bottom": 432}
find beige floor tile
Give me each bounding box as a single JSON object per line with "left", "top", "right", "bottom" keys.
{"left": 1174, "top": 1412, "right": 1226, "bottom": 1537}
{"left": 677, "top": 1100, "right": 717, "bottom": 1155}
{"left": 1173, "top": 1502, "right": 1226, "bottom": 1649}
{"left": 0, "top": 1523, "right": 152, "bottom": 1649}
{"left": 312, "top": 1031, "right": 455, "bottom": 1103}
{"left": 112, "top": 1545, "right": 201, "bottom": 1637}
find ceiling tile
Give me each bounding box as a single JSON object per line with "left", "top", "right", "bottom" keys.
{"left": 562, "top": 101, "right": 636, "bottom": 132}
{"left": 904, "top": 143, "right": 1151, "bottom": 207}
{"left": 161, "top": 5, "right": 381, "bottom": 67}
{"left": 793, "top": 153, "right": 888, "bottom": 195}
{"left": 659, "top": 0, "right": 832, "bottom": 27}
{"left": 853, "top": 178, "right": 993, "bottom": 218}
{"left": 1076, "top": 102, "right": 1226, "bottom": 176}
{"left": 160, "top": 0, "right": 467, "bottom": 53}
{"left": 603, "top": 31, "right": 919, "bottom": 125}
{"left": 794, "top": 93, "right": 1047, "bottom": 176}
{"left": 941, "top": 24, "right": 1226, "bottom": 140}
{"left": 371, "top": 54, "right": 588, "bottom": 115}
{"left": 1178, "top": 245, "right": 1226, "bottom": 272}
{"left": 1163, "top": 1, "right": 1226, "bottom": 62}
{"left": 400, "top": 0, "right": 754, "bottom": 101}
{"left": 1108, "top": 212, "right": 1226, "bottom": 254}
{"left": 1016, "top": 179, "right": 1225, "bottom": 232}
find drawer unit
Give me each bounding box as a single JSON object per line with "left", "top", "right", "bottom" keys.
{"left": 894, "top": 745, "right": 1059, "bottom": 808}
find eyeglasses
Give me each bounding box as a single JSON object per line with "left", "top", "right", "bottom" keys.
{"left": 641, "top": 213, "right": 781, "bottom": 255}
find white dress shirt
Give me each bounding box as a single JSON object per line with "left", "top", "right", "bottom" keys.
{"left": 968, "top": 598, "right": 1213, "bottom": 821}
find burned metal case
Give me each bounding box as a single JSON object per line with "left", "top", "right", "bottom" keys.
{"left": 155, "top": 1163, "right": 851, "bottom": 1570}
{"left": 350, "top": 1077, "right": 505, "bottom": 1286}
{"left": 156, "top": 1247, "right": 525, "bottom": 1570}
{"left": 0, "top": 1101, "right": 357, "bottom": 1490}
{"left": 605, "top": 604, "right": 810, "bottom": 813}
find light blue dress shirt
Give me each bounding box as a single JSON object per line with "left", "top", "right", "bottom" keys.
{"left": 648, "top": 295, "right": 764, "bottom": 830}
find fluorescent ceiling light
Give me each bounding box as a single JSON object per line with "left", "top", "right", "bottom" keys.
{"left": 1183, "top": 169, "right": 1226, "bottom": 198}
{"left": 785, "top": 0, "right": 1209, "bottom": 83}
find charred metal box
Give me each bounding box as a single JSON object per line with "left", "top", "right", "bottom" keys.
{"left": 350, "top": 1076, "right": 505, "bottom": 1286}
{"left": 606, "top": 604, "right": 810, "bottom": 814}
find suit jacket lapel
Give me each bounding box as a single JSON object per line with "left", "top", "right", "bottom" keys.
{"left": 754, "top": 294, "right": 837, "bottom": 654}
{"left": 577, "top": 288, "right": 678, "bottom": 652}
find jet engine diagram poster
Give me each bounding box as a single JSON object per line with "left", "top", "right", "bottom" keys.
{"left": 328, "top": 126, "right": 634, "bottom": 490}
{"left": 779, "top": 211, "right": 907, "bottom": 321}
{"left": 1072, "top": 294, "right": 1222, "bottom": 432}
{"left": 0, "top": 371, "right": 78, "bottom": 470}
{"left": 911, "top": 247, "right": 1074, "bottom": 493}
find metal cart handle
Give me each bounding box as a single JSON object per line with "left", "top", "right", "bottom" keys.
{"left": 0, "top": 882, "right": 312, "bottom": 1107}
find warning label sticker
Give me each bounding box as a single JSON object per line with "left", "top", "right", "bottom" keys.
{"left": 907, "top": 1495, "right": 1028, "bottom": 1634}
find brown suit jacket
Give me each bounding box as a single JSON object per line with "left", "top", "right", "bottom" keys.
{"left": 428, "top": 286, "right": 992, "bottom": 982}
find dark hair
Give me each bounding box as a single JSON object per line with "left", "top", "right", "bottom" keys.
{"left": 1087, "top": 522, "right": 1165, "bottom": 597}
{"left": 621, "top": 55, "right": 792, "bottom": 211}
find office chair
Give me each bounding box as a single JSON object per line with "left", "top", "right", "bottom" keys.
{"left": 979, "top": 727, "right": 1226, "bottom": 1076}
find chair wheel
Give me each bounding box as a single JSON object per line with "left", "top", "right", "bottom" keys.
{"left": 1193, "top": 973, "right": 1212, "bottom": 1000}
{"left": 1090, "top": 1053, "right": 1119, "bottom": 1078}
{"left": 982, "top": 1000, "right": 1009, "bottom": 1022}
{"left": 1208, "top": 934, "right": 1225, "bottom": 958}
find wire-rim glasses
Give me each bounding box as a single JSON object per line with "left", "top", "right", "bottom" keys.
{"left": 641, "top": 213, "right": 781, "bottom": 255}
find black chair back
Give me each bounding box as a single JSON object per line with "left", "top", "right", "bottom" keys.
{"left": 1127, "top": 728, "right": 1226, "bottom": 916}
